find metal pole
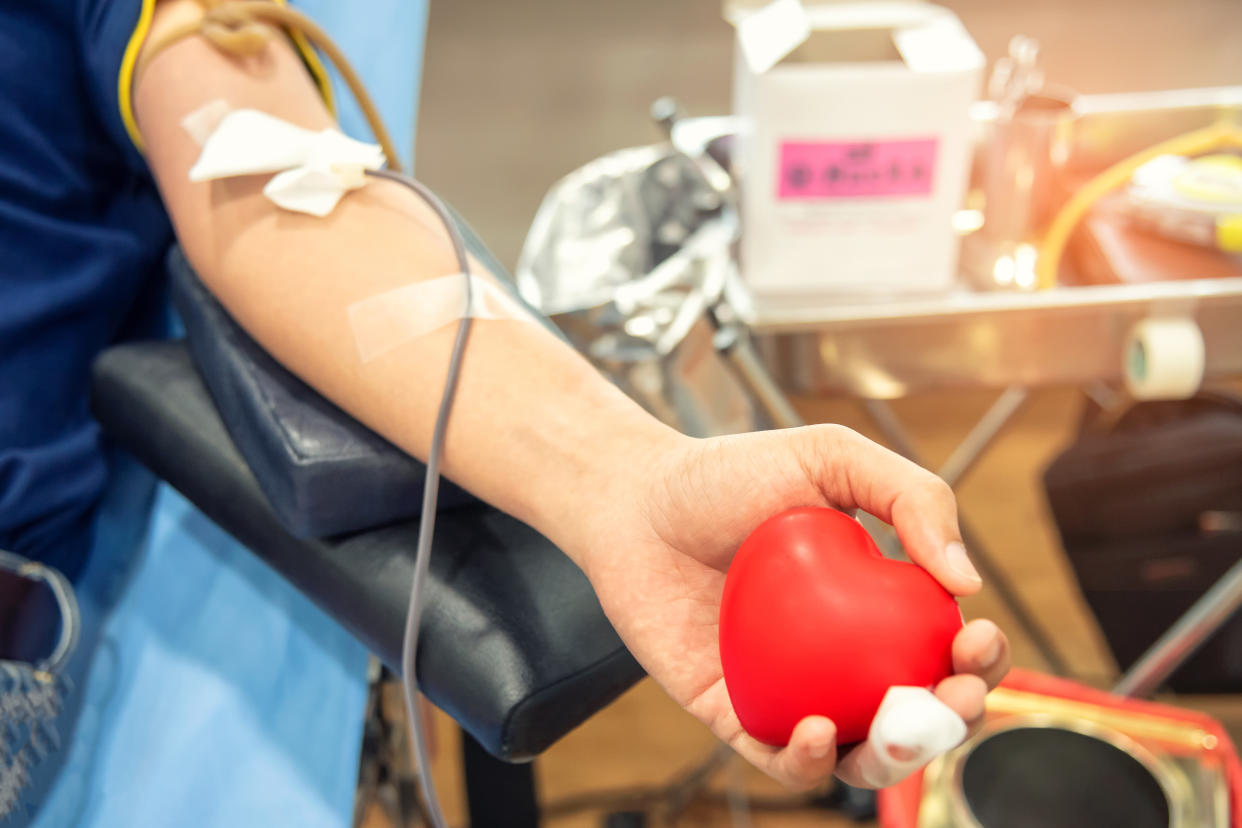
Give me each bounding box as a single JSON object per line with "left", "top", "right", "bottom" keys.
{"left": 861, "top": 399, "right": 923, "bottom": 460}
{"left": 1113, "top": 554, "right": 1242, "bottom": 698}
{"left": 715, "top": 325, "right": 805, "bottom": 430}
{"left": 714, "top": 327, "right": 908, "bottom": 561}
{"left": 937, "top": 387, "right": 1029, "bottom": 488}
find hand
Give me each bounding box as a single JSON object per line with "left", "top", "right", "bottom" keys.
{"left": 577, "top": 424, "right": 1010, "bottom": 790}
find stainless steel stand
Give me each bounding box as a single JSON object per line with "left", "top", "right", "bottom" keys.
{"left": 1113, "top": 554, "right": 1242, "bottom": 698}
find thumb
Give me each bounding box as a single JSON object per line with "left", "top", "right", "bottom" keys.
{"left": 799, "top": 425, "right": 983, "bottom": 595}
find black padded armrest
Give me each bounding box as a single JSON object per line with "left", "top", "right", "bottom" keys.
{"left": 89, "top": 341, "right": 644, "bottom": 759}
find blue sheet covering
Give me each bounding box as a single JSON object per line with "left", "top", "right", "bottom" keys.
{"left": 30, "top": 3, "right": 430, "bottom": 824}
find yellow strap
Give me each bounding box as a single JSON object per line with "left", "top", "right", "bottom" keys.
{"left": 117, "top": 0, "right": 157, "bottom": 152}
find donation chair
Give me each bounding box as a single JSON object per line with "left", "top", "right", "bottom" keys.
{"left": 88, "top": 247, "right": 646, "bottom": 826}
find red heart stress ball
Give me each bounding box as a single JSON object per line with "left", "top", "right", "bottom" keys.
{"left": 719, "top": 507, "right": 963, "bottom": 746}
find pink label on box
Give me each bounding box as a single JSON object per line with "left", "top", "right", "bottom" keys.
{"left": 777, "top": 138, "right": 938, "bottom": 199}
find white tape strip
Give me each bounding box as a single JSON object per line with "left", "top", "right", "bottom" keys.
{"left": 348, "top": 274, "right": 534, "bottom": 363}
{"left": 181, "top": 98, "right": 233, "bottom": 147}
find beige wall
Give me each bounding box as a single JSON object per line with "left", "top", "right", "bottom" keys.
{"left": 415, "top": 0, "right": 1242, "bottom": 268}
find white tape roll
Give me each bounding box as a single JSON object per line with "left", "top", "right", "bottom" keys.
{"left": 1123, "top": 317, "right": 1206, "bottom": 400}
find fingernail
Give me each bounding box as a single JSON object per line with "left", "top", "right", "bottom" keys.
{"left": 886, "top": 743, "right": 920, "bottom": 762}
{"left": 981, "top": 631, "right": 1002, "bottom": 668}
{"left": 808, "top": 735, "right": 833, "bottom": 760}
{"left": 945, "top": 541, "right": 981, "bottom": 585}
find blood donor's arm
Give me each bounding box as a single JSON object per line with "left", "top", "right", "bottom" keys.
{"left": 134, "top": 0, "right": 1008, "bottom": 789}
{"left": 135, "top": 0, "right": 674, "bottom": 562}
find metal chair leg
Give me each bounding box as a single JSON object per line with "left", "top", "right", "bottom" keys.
{"left": 461, "top": 728, "right": 539, "bottom": 828}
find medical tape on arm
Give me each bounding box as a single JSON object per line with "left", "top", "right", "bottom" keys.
{"left": 182, "top": 98, "right": 234, "bottom": 146}
{"left": 347, "top": 274, "right": 536, "bottom": 363}
{"left": 181, "top": 104, "right": 536, "bottom": 361}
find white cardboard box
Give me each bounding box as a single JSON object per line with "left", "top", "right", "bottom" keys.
{"left": 731, "top": 1, "right": 983, "bottom": 303}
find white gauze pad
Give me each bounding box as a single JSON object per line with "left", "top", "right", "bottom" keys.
{"left": 187, "top": 108, "right": 386, "bottom": 217}
{"left": 843, "top": 685, "right": 969, "bottom": 788}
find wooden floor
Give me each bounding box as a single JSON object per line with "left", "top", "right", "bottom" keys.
{"left": 360, "top": 1, "right": 1242, "bottom": 825}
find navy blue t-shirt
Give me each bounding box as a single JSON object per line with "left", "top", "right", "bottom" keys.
{"left": 0, "top": 2, "right": 332, "bottom": 580}
{"left": 0, "top": 0, "right": 172, "bottom": 579}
